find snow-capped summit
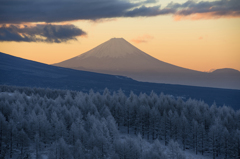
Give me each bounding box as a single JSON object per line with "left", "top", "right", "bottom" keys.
{"left": 78, "top": 38, "right": 146, "bottom": 59}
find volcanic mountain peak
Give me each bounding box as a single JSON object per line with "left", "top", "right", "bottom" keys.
{"left": 54, "top": 37, "right": 197, "bottom": 72}
{"left": 77, "top": 37, "right": 146, "bottom": 59}
{"left": 54, "top": 38, "right": 240, "bottom": 89}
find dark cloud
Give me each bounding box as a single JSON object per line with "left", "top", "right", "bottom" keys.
{"left": 124, "top": 5, "right": 175, "bottom": 17}
{"left": 0, "top": 0, "right": 239, "bottom": 24}
{"left": 143, "top": 0, "right": 159, "bottom": 4}
{"left": 0, "top": 0, "right": 172, "bottom": 23}
{"left": 0, "top": 24, "right": 87, "bottom": 43}
{"left": 0, "top": 0, "right": 136, "bottom": 24}
{"left": 168, "top": 0, "right": 240, "bottom": 18}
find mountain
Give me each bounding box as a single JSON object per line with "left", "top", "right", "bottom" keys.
{"left": 54, "top": 38, "right": 240, "bottom": 90}
{"left": 54, "top": 38, "right": 192, "bottom": 73}
{"left": 0, "top": 52, "right": 137, "bottom": 92}
{"left": 1, "top": 52, "right": 240, "bottom": 110}
{"left": 211, "top": 68, "right": 240, "bottom": 75}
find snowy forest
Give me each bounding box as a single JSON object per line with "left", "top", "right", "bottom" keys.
{"left": 0, "top": 85, "right": 240, "bottom": 159}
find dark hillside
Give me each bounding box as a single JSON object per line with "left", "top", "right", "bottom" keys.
{"left": 1, "top": 52, "right": 240, "bottom": 110}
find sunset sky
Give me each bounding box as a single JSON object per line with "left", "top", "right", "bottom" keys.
{"left": 0, "top": 0, "right": 239, "bottom": 72}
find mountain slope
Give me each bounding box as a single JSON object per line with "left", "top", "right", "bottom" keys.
{"left": 55, "top": 38, "right": 194, "bottom": 73}
{"left": 0, "top": 52, "right": 137, "bottom": 92}
{"left": 54, "top": 38, "right": 240, "bottom": 89}
{"left": 1, "top": 52, "right": 240, "bottom": 110}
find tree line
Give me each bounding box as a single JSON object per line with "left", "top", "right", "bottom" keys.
{"left": 0, "top": 85, "right": 239, "bottom": 159}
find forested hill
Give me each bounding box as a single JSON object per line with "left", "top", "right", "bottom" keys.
{"left": 1, "top": 52, "right": 240, "bottom": 110}
{"left": 0, "top": 86, "right": 239, "bottom": 158}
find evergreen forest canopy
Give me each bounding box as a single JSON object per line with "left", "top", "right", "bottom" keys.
{"left": 0, "top": 85, "right": 240, "bottom": 159}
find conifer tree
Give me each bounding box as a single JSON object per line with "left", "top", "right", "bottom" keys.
{"left": 0, "top": 112, "right": 7, "bottom": 158}
{"left": 168, "top": 139, "right": 186, "bottom": 159}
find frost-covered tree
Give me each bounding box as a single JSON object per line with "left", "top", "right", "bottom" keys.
{"left": 168, "top": 139, "right": 186, "bottom": 159}
{"left": 198, "top": 123, "right": 207, "bottom": 155}
{"left": 0, "top": 85, "right": 239, "bottom": 159}
{"left": 18, "top": 129, "right": 30, "bottom": 159}
{"left": 106, "top": 116, "right": 119, "bottom": 143}
{"left": 0, "top": 112, "right": 7, "bottom": 158}
{"left": 69, "top": 122, "right": 78, "bottom": 145}
{"left": 35, "top": 133, "right": 40, "bottom": 159}
{"left": 7, "top": 119, "right": 17, "bottom": 158}
{"left": 150, "top": 107, "right": 159, "bottom": 140}
{"left": 222, "top": 127, "right": 229, "bottom": 159}
{"left": 233, "top": 130, "right": 240, "bottom": 159}
{"left": 209, "top": 125, "right": 218, "bottom": 159}
{"left": 49, "top": 138, "right": 72, "bottom": 159}
{"left": 58, "top": 137, "right": 72, "bottom": 159}
{"left": 162, "top": 110, "right": 169, "bottom": 145}
{"left": 114, "top": 137, "right": 140, "bottom": 159}
{"left": 73, "top": 139, "right": 84, "bottom": 159}
{"left": 143, "top": 139, "right": 167, "bottom": 159}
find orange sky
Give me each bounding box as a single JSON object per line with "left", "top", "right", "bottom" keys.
{"left": 1, "top": 2, "right": 240, "bottom": 72}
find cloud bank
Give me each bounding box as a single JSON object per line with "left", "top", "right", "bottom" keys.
{"left": 0, "top": 0, "right": 239, "bottom": 24}
{"left": 0, "top": 24, "right": 86, "bottom": 43}
{"left": 169, "top": 0, "right": 240, "bottom": 20}
{"left": 0, "top": 0, "right": 239, "bottom": 42}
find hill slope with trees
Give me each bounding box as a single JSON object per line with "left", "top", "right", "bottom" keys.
{"left": 1, "top": 52, "right": 240, "bottom": 110}
{"left": 0, "top": 85, "right": 239, "bottom": 159}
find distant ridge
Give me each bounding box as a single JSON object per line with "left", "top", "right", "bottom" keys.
{"left": 54, "top": 38, "right": 240, "bottom": 90}
{"left": 211, "top": 68, "right": 240, "bottom": 74}
{"left": 1, "top": 52, "right": 240, "bottom": 110}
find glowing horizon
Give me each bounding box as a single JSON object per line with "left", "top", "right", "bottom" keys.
{"left": 0, "top": 0, "right": 240, "bottom": 72}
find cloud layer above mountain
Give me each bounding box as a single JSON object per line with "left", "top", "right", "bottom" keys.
{"left": 0, "top": 24, "right": 86, "bottom": 43}
{"left": 0, "top": 0, "right": 239, "bottom": 24}
{"left": 169, "top": 0, "right": 240, "bottom": 20}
